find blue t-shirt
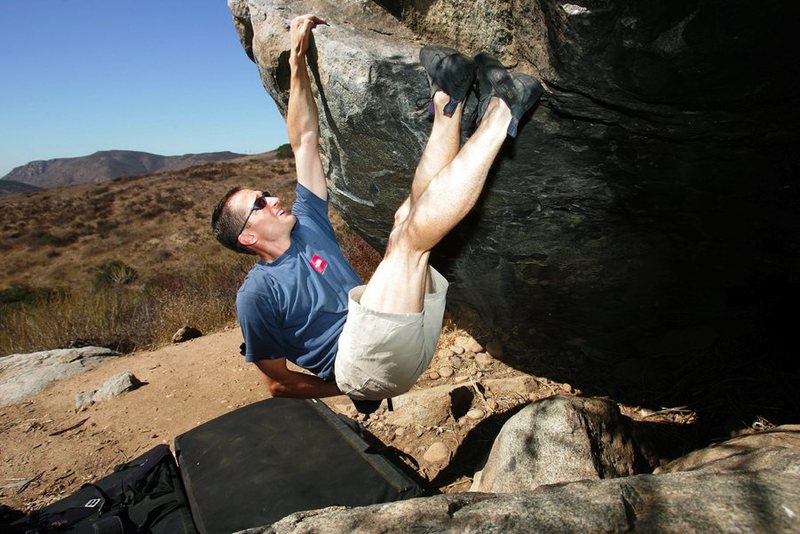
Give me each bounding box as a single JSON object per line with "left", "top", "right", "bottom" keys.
{"left": 236, "top": 184, "right": 362, "bottom": 380}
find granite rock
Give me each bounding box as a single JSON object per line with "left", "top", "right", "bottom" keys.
{"left": 228, "top": 0, "right": 800, "bottom": 402}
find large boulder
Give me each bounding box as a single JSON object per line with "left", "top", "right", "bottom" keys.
{"left": 238, "top": 470, "right": 800, "bottom": 533}
{"left": 656, "top": 425, "right": 800, "bottom": 475}
{"left": 228, "top": 0, "right": 800, "bottom": 405}
{"left": 470, "top": 395, "right": 656, "bottom": 492}
{"left": 0, "top": 346, "right": 121, "bottom": 407}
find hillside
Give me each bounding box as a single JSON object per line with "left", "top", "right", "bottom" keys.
{"left": 1, "top": 150, "right": 247, "bottom": 189}
{"left": 0, "top": 180, "right": 40, "bottom": 196}
{"left": 0, "top": 151, "right": 347, "bottom": 290}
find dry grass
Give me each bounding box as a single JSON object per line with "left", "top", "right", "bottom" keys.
{"left": 0, "top": 152, "right": 381, "bottom": 356}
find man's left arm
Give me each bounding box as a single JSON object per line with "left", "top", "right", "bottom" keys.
{"left": 254, "top": 358, "right": 341, "bottom": 399}
{"left": 287, "top": 14, "right": 328, "bottom": 201}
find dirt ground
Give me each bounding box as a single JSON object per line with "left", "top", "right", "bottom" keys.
{"left": 0, "top": 322, "right": 685, "bottom": 514}
{"left": 0, "top": 326, "right": 267, "bottom": 512}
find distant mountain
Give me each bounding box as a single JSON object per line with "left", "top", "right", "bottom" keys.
{"left": 0, "top": 150, "right": 246, "bottom": 189}
{"left": 0, "top": 180, "right": 41, "bottom": 196}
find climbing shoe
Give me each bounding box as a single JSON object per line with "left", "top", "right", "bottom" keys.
{"left": 419, "top": 45, "right": 476, "bottom": 116}
{"left": 474, "top": 52, "right": 543, "bottom": 138}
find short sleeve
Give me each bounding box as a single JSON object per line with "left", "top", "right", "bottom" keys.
{"left": 292, "top": 183, "right": 336, "bottom": 239}
{"left": 236, "top": 289, "right": 283, "bottom": 363}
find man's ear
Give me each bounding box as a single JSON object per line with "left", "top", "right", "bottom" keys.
{"left": 238, "top": 230, "right": 257, "bottom": 249}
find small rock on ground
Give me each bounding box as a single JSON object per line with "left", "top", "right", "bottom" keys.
{"left": 423, "top": 441, "right": 450, "bottom": 463}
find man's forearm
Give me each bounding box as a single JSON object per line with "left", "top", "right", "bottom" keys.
{"left": 269, "top": 368, "right": 341, "bottom": 399}
{"left": 287, "top": 51, "right": 320, "bottom": 149}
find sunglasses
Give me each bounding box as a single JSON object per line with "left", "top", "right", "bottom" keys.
{"left": 237, "top": 191, "right": 272, "bottom": 241}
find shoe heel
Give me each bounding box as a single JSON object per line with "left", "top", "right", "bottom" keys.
{"left": 444, "top": 97, "right": 459, "bottom": 116}
{"left": 507, "top": 117, "right": 519, "bottom": 138}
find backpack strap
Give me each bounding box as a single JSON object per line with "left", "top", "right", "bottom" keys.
{"left": 85, "top": 515, "right": 124, "bottom": 534}
{"left": 25, "top": 484, "right": 109, "bottom": 531}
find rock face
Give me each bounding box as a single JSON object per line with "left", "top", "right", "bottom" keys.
{"left": 229, "top": 0, "right": 800, "bottom": 402}
{"left": 470, "top": 395, "right": 656, "bottom": 492}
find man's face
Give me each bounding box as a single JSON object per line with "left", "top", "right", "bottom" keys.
{"left": 232, "top": 188, "right": 297, "bottom": 249}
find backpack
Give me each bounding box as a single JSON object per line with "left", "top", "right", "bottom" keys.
{"left": 11, "top": 445, "right": 196, "bottom": 533}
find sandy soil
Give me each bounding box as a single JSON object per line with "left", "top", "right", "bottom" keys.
{"left": 1, "top": 323, "right": 530, "bottom": 512}
{"left": 0, "top": 327, "right": 267, "bottom": 512}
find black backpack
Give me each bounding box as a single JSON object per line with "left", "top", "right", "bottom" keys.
{"left": 10, "top": 445, "right": 196, "bottom": 533}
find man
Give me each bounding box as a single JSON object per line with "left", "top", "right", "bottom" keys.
{"left": 211, "top": 14, "right": 542, "bottom": 403}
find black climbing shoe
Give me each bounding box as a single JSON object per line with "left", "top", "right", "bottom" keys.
{"left": 419, "top": 45, "right": 476, "bottom": 116}
{"left": 351, "top": 398, "right": 381, "bottom": 415}
{"left": 474, "top": 52, "right": 543, "bottom": 138}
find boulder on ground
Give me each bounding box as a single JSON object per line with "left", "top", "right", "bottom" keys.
{"left": 656, "top": 425, "right": 800, "bottom": 475}
{"left": 75, "top": 372, "right": 143, "bottom": 410}
{"left": 237, "top": 470, "right": 800, "bottom": 534}
{"left": 0, "top": 346, "right": 120, "bottom": 407}
{"left": 471, "top": 395, "right": 656, "bottom": 492}
{"left": 172, "top": 326, "right": 202, "bottom": 343}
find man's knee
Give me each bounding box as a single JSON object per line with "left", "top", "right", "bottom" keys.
{"left": 385, "top": 220, "right": 428, "bottom": 257}
{"left": 393, "top": 197, "right": 411, "bottom": 227}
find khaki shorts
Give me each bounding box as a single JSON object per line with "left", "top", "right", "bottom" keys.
{"left": 335, "top": 267, "right": 449, "bottom": 400}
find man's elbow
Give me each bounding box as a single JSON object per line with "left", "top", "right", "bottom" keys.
{"left": 290, "top": 133, "right": 318, "bottom": 153}
{"left": 266, "top": 380, "right": 290, "bottom": 398}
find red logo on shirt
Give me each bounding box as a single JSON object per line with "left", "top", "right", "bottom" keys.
{"left": 310, "top": 254, "right": 328, "bottom": 274}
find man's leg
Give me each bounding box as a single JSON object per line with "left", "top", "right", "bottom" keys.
{"left": 359, "top": 96, "right": 512, "bottom": 315}
{"left": 390, "top": 91, "right": 464, "bottom": 293}
{"left": 410, "top": 91, "right": 463, "bottom": 202}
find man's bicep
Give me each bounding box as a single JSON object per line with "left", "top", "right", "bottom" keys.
{"left": 294, "top": 144, "right": 327, "bottom": 201}
{"left": 237, "top": 290, "right": 283, "bottom": 362}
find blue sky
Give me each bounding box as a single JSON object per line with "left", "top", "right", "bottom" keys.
{"left": 0, "top": 1, "right": 288, "bottom": 178}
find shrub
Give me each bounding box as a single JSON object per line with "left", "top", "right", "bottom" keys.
{"left": 29, "top": 231, "right": 78, "bottom": 247}
{"left": 275, "top": 143, "right": 294, "bottom": 159}
{"left": 0, "top": 285, "right": 57, "bottom": 307}
{"left": 93, "top": 260, "right": 138, "bottom": 288}
{"left": 0, "top": 257, "right": 252, "bottom": 356}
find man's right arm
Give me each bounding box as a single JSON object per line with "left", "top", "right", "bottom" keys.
{"left": 287, "top": 14, "right": 328, "bottom": 201}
